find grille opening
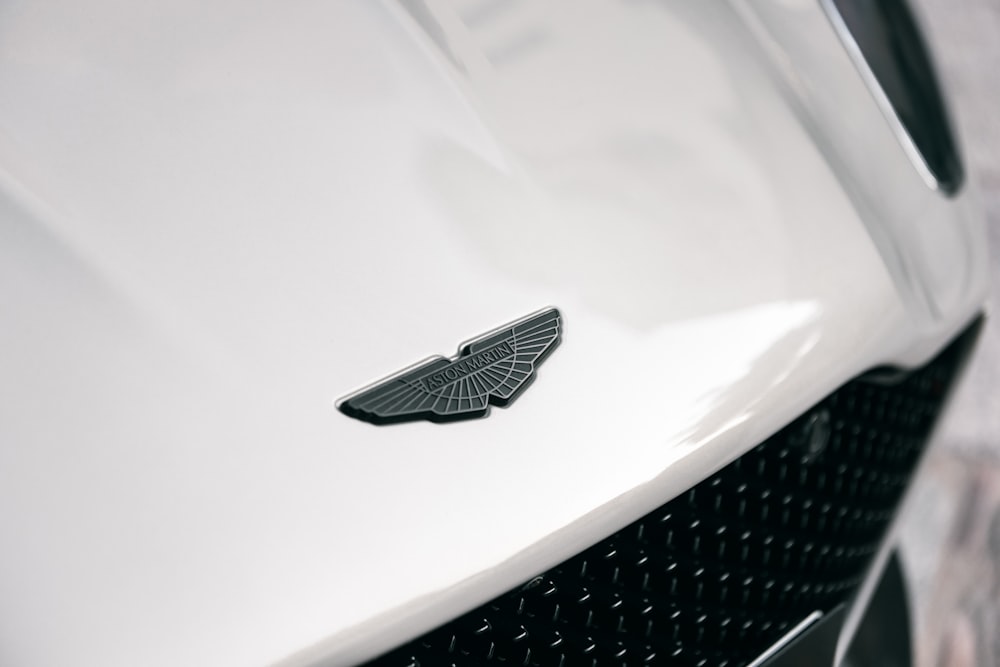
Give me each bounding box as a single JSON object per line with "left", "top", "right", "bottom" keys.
{"left": 367, "top": 322, "right": 979, "bottom": 667}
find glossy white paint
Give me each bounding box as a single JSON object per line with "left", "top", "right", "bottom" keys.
{"left": 0, "top": 1, "right": 987, "bottom": 666}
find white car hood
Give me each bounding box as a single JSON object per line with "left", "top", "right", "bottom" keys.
{"left": 0, "top": 1, "right": 987, "bottom": 665}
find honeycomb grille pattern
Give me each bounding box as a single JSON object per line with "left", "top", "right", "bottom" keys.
{"left": 367, "top": 327, "right": 974, "bottom": 667}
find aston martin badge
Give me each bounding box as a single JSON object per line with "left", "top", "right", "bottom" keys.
{"left": 339, "top": 308, "right": 562, "bottom": 425}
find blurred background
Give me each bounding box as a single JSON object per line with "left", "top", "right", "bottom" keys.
{"left": 899, "top": 1, "right": 1000, "bottom": 665}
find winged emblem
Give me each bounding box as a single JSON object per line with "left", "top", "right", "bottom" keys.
{"left": 339, "top": 308, "right": 562, "bottom": 425}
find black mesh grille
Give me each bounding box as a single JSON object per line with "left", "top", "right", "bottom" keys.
{"left": 367, "top": 324, "right": 977, "bottom": 667}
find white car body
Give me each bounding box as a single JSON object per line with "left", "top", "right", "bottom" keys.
{"left": 0, "top": 1, "right": 988, "bottom": 665}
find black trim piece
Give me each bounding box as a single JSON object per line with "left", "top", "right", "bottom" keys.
{"left": 829, "top": 0, "right": 964, "bottom": 194}
{"left": 842, "top": 551, "right": 913, "bottom": 667}
{"left": 755, "top": 606, "right": 845, "bottom": 667}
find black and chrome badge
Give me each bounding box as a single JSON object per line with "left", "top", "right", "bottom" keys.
{"left": 338, "top": 308, "right": 562, "bottom": 425}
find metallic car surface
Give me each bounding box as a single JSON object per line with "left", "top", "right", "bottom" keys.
{"left": 0, "top": 0, "right": 987, "bottom": 665}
